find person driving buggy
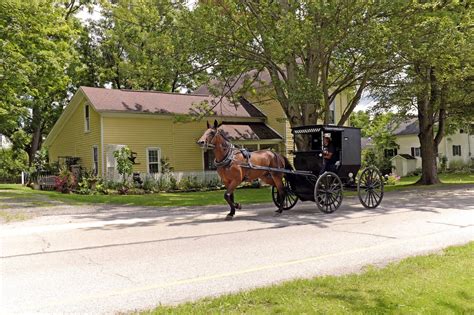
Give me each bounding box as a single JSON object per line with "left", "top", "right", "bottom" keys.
{"left": 320, "top": 133, "right": 338, "bottom": 175}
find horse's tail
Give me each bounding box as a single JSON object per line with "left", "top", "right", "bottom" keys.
{"left": 282, "top": 155, "right": 294, "bottom": 171}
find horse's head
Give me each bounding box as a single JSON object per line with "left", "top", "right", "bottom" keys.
{"left": 197, "top": 120, "right": 223, "bottom": 149}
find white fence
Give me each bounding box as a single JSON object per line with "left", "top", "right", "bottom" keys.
{"left": 107, "top": 170, "right": 221, "bottom": 185}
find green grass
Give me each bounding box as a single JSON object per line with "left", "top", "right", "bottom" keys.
{"left": 383, "top": 173, "right": 474, "bottom": 193}
{"left": 0, "top": 210, "right": 30, "bottom": 222}
{"left": 0, "top": 184, "right": 273, "bottom": 207}
{"left": 0, "top": 173, "right": 472, "bottom": 208}
{"left": 142, "top": 242, "right": 474, "bottom": 314}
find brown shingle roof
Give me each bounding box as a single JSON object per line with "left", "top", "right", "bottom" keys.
{"left": 80, "top": 87, "right": 265, "bottom": 118}
{"left": 220, "top": 122, "right": 282, "bottom": 141}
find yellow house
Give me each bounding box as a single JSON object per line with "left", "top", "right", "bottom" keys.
{"left": 195, "top": 70, "right": 351, "bottom": 157}
{"left": 44, "top": 80, "right": 352, "bottom": 179}
{"left": 43, "top": 87, "right": 285, "bottom": 179}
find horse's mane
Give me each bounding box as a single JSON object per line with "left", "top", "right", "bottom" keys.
{"left": 217, "top": 128, "right": 231, "bottom": 143}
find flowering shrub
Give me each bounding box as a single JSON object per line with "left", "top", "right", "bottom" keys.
{"left": 384, "top": 173, "right": 400, "bottom": 186}
{"left": 54, "top": 168, "right": 76, "bottom": 193}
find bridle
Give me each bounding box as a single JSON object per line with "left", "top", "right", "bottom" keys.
{"left": 205, "top": 129, "right": 236, "bottom": 168}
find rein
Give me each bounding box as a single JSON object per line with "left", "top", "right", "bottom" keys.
{"left": 209, "top": 129, "right": 253, "bottom": 170}
{"left": 212, "top": 131, "right": 235, "bottom": 168}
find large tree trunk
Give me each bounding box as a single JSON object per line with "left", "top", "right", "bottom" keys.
{"left": 28, "top": 106, "right": 43, "bottom": 166}
{"left": 417, "top": 127, "right": 440, "bottom": 185}
{"left": 416, "top": 67, "right": 440, "bottom": 185}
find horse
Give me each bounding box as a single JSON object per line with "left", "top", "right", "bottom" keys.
{"left": 197, "top": 120, "right": 293, "bottom": 220}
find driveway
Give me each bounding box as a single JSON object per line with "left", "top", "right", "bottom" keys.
{"left": 1, "top": 186, "right": 473, "bottom": 314}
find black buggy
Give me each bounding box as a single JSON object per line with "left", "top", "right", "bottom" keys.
{"left": 269, "top": 125, "right": 384, "bottom": 213}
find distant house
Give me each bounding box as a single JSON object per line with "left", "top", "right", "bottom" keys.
{"left": 389, "top": 118, "right": 474, "bottom": 172}
{"left": 0, "top": 134, "right": 12, "bottom": 149}
{"left": 43, "top": 87, "right": 283, "bottom": 179}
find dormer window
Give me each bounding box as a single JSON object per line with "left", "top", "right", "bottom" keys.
{"left": 85, "top": 104, "right": 90, "bottom": 132}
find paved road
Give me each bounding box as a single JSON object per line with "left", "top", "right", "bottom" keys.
{"left": 1, "top": 186, "right": 473, "bottom": 314}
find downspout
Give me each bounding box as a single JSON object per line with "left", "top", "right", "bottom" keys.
{"left": 101, "top": 115, "right": 104, "bottom": 177}
{"left": 467, "top": 124, "right": 471, "bottom": 162}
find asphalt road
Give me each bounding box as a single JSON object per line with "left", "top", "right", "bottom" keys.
{"left": 1, "top": 186, "right": 473, "bottom": 314}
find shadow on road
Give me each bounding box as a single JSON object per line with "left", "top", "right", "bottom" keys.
{"left": 74, "top": 187, "right": 473, "bottom": 231}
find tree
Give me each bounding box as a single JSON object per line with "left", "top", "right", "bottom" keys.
{"left": 185, "top": 0, "right": 397, "bottom": 149}
{"left": 370, "top": 1, "right": 473, "bottom": 184}
{"left": 0, "top": 0, "right": 79, "bottom": 164}
{"left": 350, "top": 111, "right": 399, "bottom": 174}
{"left": 91, "top": 0, "right": 208, "bottom": 91}
{"left": 113, "top": 146, "right": 133, "bottom": 184}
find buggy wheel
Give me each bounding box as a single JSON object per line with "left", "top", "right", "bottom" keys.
{"left": 358, "top": 167, "right": 384, "bottom": 209}
{"left": 272, "top": 177, "right": 298, "bottom": 211}
{"left": 314, "top": 172, "right": 343, "bottom": 213}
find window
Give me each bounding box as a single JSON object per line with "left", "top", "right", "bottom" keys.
{"left": 92, "top": 146, "right": 98, "bottom": 176}
{"left": 453, "top": 145, "right": 462, "bottom": 156}
{"left": 147, "top": 148, "right": 161, "bottom": 173}
{"left": 384, "top": 148, "right": 398, "bottom": 158}
{"left": 411, "top": 147, "right": 421, "bottom": 157}
{"left": 84, "top": 104, "right": 90, "bottom": 132}
{"left": 204, "top": 150, "right": 217, "bottom": 170}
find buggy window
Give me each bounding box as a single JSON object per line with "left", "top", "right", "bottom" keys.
{"left": 311, "top": 133, "right": 322, "bottom": 150}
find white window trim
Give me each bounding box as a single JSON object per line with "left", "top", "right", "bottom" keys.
{"left": 84, "top": 104, "right": 90, "bottom": 133}
{"left": 92, "top": 145, "right": 99, "bottom": 175}
{"left": 146, "top": 147, "right": 161, "bottom": 174}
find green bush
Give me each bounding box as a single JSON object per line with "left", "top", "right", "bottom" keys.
{"left": 447, "top": 160, "right": 471, "bottom": 174}
{"left": 384, "top": 174, "right": 400, "bottom": 185}
{"left": 178, "top": 176, "right": 201, "bottom": 191}
{"left": 142, "top": 176, "right": 157, "bottom": 192}
{"left": 406, "top": 168, "right": 422, "bottom": 177}
{"left": 0, "top": 149, "right": 28, "bottom": 182}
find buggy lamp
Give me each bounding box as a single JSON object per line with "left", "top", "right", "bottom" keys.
{"left": 349, "top": 172, "right": 354, "bottom": 178}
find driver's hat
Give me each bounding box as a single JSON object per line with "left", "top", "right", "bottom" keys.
{"left": 323, "top": 133, "right": 331, "bottom": 138}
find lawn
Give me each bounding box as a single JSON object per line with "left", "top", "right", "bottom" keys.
{"left": 0, "top": 173, "right": 472, "bottom": 208}
{"left": 0, "top": 183, "right": 273, "bottom": 207}
{"left": 142, "top": 242, "right": 474, "bottom": 314}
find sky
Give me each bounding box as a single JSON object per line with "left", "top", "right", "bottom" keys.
{"left": 356, "top": 95, "right": 377, "bottom": 111}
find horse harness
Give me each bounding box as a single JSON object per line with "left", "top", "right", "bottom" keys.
{"left": 213, "top": 146, "right": 257, "bottom": 181}
{"left": 211, "top": 129, "right": 274, "bottom": 181}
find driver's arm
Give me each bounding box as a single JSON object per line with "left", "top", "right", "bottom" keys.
{"left": 323, "top": 150, "right": 333, "bottom": 160}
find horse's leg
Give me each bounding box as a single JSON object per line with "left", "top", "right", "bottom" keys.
{"left": 272, "top": 174, "right": 285, "bottom": 216}
{"left": 224, "top": 181, "right": 239, "bottom": 220}
{"left": 230, "top": 193, "right": 241, "bottom": 210}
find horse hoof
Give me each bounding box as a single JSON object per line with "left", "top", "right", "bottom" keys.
{"left": 236, "top": 203, "right": 242, "bottom": 209}
{"left": 225, "top": 214, "right": 234, "bottom": 221}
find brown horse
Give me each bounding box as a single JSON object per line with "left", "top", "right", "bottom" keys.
{"left": 197, "top": 120, "right": 293, "bottom": 220}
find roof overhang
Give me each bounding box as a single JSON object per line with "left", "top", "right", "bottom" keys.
{"left": 219, "top": 122, "right": 283, "bottom": 141}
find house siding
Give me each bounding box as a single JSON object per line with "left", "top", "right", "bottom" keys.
{"left": 395, "top": 131, "right": 474, "bottom": 169}
{"left": 249, "top": 92, "right": 351, "bottom": 159}
{"left": 103, "top": 116, "right": 206, "bottom": 173}
{"left": 48, "top": 97, "right": 101, "bottom": 173}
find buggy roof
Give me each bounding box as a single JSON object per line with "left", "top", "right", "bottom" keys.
{"left": 291, "top": 125, "right": 360, "bottom": 134}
